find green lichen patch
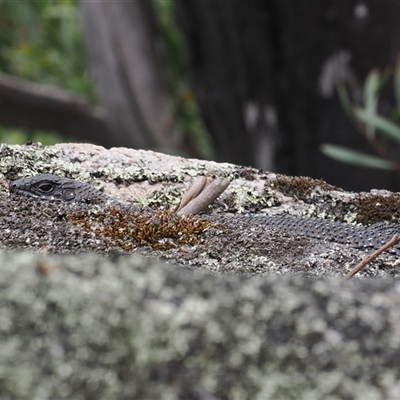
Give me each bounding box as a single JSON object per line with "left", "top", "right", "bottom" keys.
{"left": 0, "top": 143, "right": 108, "bottom": 189}
{"left": 0, "top": 252, "right": 398, "bottom": 399}
{"left": 356, "top": 194, "right": 400, "bottom": 225}
{"left": 271, "top": 175, "right": 339, "bottom": 201}
{"left": 140, "top": 186, "right": 184, "bottom": 209}
{"left": 0, "top": 142, "right": 60, "bottom": 181}
{"left": 227, "top": 184, "right": 281, "bottom": 213}
{"left": 68, "top": 207, "right": 219, "bottom": 251}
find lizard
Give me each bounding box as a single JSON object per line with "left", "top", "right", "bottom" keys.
{"left": 9, "top": 173, "right": 400, "bottom": 255}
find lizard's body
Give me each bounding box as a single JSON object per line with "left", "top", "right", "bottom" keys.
{"left": 9, "top": 174, "right": 400, "bottom": 255}
{"left": 241, "top": 214, "right": 400, "bottom": 256}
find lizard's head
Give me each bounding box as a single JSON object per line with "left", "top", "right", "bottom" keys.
{"left": 10, "top": 174, "right": 77, "bottom": 202}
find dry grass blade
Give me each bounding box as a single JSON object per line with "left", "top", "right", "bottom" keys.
{"left": 343, "top": 234, "right": 400, "bottom": 280}
{"left": 175, "top": 176, "right": 207, "bottom": 213}
{"left": 176, "top": 178, "right": 230, "bottom": 216}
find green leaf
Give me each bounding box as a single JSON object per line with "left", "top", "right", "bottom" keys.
{"left": 395, "top": 55, "right": 400, "bottom": 110}
{"left": 379, "top": 66, "right": 392, "bottom": 90}
{"left": 337, "top": 84, "right": 356, "bottom": 123}
{"left": 320, "top": 144, "right": 395, "bottom": 170}
{"left": 355, "top": 108, "right": 400, "bottom": 143}
{"left": 363, "top": 69, "right": 380, "bottom": 137}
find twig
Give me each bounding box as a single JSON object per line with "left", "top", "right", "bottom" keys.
{"left": 176, "top": 177, "right": 230, "bottom": 216}
{"left": 343, "top": 234, "right": 400, "bottom": 280}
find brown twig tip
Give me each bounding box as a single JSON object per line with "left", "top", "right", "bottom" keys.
{"left": 343, "top": 234, "right": 400, "bottom": 280}
{"left": 176, "top": 177, "right": 230, "bottom": 216}
{"left": 174, "top": 176, "right": 207, "bottom": 213}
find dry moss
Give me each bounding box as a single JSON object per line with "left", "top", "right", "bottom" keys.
{"left": 356, "top": 194, "right": 400, "bottom": 225}
{"left": 68, "top": 207, "right": 219, "bottom": 251}
{"left": 272, "top": 175, "right": 339, "bottom": 200}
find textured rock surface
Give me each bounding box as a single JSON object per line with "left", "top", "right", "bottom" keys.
{"left": 1, "top": 143, "right": 400, "bottom": 399}
{"left": 0, "top": 251, "right": 399, "bottom": 400}
{"left": 1, "top": 142, "right": 400, "bottom": 276}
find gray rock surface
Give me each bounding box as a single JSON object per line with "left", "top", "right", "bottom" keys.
{"left": 1, "top": 143, "right": 400, "bottom": 399}
{"left": 0, "top": 251, "right": 399, "bottom": 400}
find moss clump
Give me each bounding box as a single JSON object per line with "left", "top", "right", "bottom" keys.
{"left": 272, "top": 175, "right": 339, "bottom": 200}
{"left": 356, "top": 194, "right": 400, "bottom": 225}
{"left": 68, "top": 207, "right": 217, "bottom": 251}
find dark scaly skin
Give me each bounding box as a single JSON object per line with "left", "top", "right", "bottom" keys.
{"left": 9, "top": 174, "right": 111, "bottom": 204}
{"left": 9, "top": 174, "right": 400, "bottom": 255}
{"left": 240, "top": 215, "right": 400, "bottom": 256}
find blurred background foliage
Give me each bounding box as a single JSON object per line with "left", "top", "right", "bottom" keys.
{"left": 1, "top": 0, "right": 397, "bottom": 171}
{"left": 0, "top": 0, "right": 93, "bottom": 97}
{"left": 0, "top": 0, "right": 92, "bottom": 144}
{"left": 152, "top": 0, "right": 214, "bottom": 158}
{"left": 321, "top": 58, "right": 400, "bottom": 173}
{"left": 0, "top": 0, "right": 212, "bottom": 157}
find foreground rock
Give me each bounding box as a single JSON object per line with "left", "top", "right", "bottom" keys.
{"left": 1, "top": 251, "right": 399, "bottom": 400}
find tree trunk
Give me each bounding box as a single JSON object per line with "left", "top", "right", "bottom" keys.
{"left": 175, "top": 0, "right": 278, "bottom": 171}
{"left": 80, "top": 0, "right": 174, "bottom": 150}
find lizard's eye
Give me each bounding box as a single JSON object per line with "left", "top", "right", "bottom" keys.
{"left": 37, "top": 183, "right": 54, "bottom": 193}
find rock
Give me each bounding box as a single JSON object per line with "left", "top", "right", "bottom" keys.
{"left": 0, "top": 143, "right": 399, "bottom": 399}
{"left": 0, "top": 251, "right": 398, "bottom": 400}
